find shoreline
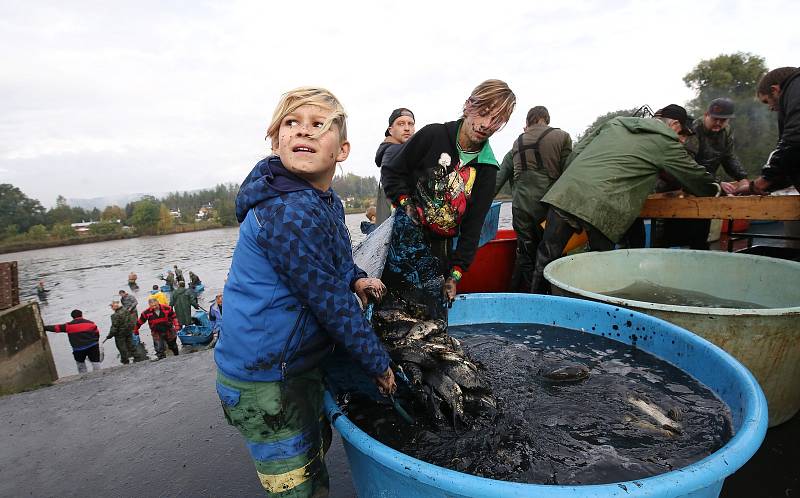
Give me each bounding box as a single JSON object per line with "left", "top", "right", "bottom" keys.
{"left": 0, "top": 223, "right": 230, "bottom": 256}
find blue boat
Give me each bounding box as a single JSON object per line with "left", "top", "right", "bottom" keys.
{"left": 191, "top": 283, "right": 205, "bottom": 293}
{"left": 177, "top": 310, "right": 214, "bottom": 346}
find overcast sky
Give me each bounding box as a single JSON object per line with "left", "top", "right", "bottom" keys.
{"left": 1, "top": 0, "right": 797, "bottom": 206}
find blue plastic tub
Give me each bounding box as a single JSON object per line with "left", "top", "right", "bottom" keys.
{"left": 325, "top": 293, "right": 767, "bottom": 498}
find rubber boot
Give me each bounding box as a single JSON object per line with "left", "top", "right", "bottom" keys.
{"left": 91, "top": 362, "right": 102, "bottom": 371}
{"left": 76, "top": 361, "right": 88, "bottom": 374}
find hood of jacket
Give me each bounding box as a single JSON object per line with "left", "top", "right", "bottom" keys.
{"left": 375, "top": 137, "right": 402, "bottom": 167}
{"left": 615, "top": 116, "right": 680, "bottom": 140}
{"left": 235, "top": 156, "right": 331, "bottom": 222}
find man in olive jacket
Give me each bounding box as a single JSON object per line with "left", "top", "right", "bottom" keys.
{"left": 531, "top": 105, "right": 722, "bottom": 293}
{"left": 495, "top": 106, "right": 573, "bottom": 291}
{"left": 170, "top": 281, "right": 199, "bottom": 328}
{"left": 107, "top": 301, "right": 137, "bottom": 364}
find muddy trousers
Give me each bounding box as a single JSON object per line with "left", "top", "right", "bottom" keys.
{"left": 216, "top": 369, "right": 332, "bottom": 498}
{"left": 113, "top": 333, "right": 135, "bottom": 364}
{"left": 531, "top": 208, "right": 615, "bottom": 294}
{"left": 72, "top": 344, "right": 101, "bottom": 374}
{"left": 510, "top": 204, "right": 546, "bottom": 292}
{"left": 151, "top": 332, "right": 179, "bottom": 359}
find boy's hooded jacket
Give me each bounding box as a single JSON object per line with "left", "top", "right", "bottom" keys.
{"left": 215, "top": 156, "right": 390, "bottom": 382}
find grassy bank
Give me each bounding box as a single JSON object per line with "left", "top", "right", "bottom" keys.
{"left": 0, "top": 222, "right": 228, "bottom": 255}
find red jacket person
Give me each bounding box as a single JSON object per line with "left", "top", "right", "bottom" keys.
{"left": 135, "top": 298, "right": 181, "bottom": 360}
{"left": 44, "top": 309, "right": 102, "bottom": 374}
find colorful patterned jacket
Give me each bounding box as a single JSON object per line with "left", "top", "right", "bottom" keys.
{"left": 215, "top": 156, "right": 390, "bottom": 382}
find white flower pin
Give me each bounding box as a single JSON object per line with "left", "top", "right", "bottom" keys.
{"left": 438, "top": 153, "right": 451, "bottom": 168}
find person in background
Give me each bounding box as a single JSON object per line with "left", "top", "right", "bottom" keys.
{"left": 208, "top": 293, "right": 223, "bottom": 349}
{"left": 531, "top": 104, "right": 725, "bottom": 294}
{"left": 170, "top": 280, "right": 199, "bottom": 328}
{"left": 127, "top": 271, "right": 138, "bottom": 287}
{"left": 118, "top": 289, "right": 138, "bottom": 317}
{"left": 44, "top": 310, "right": 102, "bottom": 374}
{"left": 173, "top": 265, "right": 185, "bottom": 283}
{"left": 214, "top": 87, "right": 395, "bottom": 497}
{"left": 106, "top": 301, "right": 136, "bottom": 365}
{"left": 495, "top": 105, "right": 573, "bottom": 291}
{"left": 135, "top": 298, "right": 180, "bottom": 360}
{"left": 149, "top": 284, "right": 168, "bottom": 306}
{"left": 374, "top": 107, "right": 416, "bottom": 225}
{"left": 360, "top": 205, "right": 378, "bottom": 235}
{"left": 658, "top": 98, "right": 747, "bottom": 249}
{"left": 188, "top": 271, "right": 202, "bottom": 290}
{"left": 162, "top": 270, "right": 176, "bottom": 291}
{"left": 382, "top": 79, "right": 516, "bottom": 305}
{"left": 735, "top": 66, "right": 800, "bottom": 195}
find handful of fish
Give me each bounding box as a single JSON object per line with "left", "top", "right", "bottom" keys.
{"left": 373, "top": 308, "right": 494, "bottom": 427}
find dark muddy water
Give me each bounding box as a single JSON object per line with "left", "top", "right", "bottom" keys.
{"left": 343, "top": 322, "right": 733, "bottom": 485}
{"left": 605, "top": 281, "right": 768, "bottom": 309}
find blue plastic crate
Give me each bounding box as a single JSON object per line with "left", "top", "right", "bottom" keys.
{"left": 452, "top": 201, "right": 501, "bottom": 250}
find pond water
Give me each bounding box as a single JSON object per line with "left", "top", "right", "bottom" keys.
{"left": 342, "top": 322, "right": 733, "bottom": 485}
{"left": 0, "top": 203, "right": 513, "bottom": 377}
{"left": 604, "top": 281, "right": 768, "bottom": 309}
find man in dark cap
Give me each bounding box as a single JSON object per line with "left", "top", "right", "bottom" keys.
{"left": 495, "top": 105, "right": 573, "bottom": 291}
{"left": 735, "top": 66, "right": 800, "bottom": 195}
{"left": 656, "top": 98, "right": 748, "bottom": 249}
{"left": 531, "top": 104, "right": 725, "bottom": 293}
{"left": 374, "top": 108, "right": 416, "bottom": 224}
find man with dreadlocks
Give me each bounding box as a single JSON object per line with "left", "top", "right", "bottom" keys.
{"left": 381, "top": 79, "right": 516, "bottom": 306}
{"left": 372, "top": 80, "right": 515, "bottom": 427}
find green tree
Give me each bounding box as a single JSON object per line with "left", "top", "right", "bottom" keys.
{"left": 130, "top": 197, "right": 161, "bottom": 234}
{"left": 89, "top": 221, "right": 121, "bottom": 235}
{"left": 101, "top": 205, "right": 126, "bottom": 222}
{"left": 27, "top": 224, "right": 48, "bottom": 240}
{"left": 157, "top": 204, "right": 173, "bottom": 233}
{"left": 683, "top": 52, "right": 777, "bottom": 178}
{"left": 0, "top": 184, "right": 47, "bottom": 233}
{"left": 51, "top": 223, "right": 77, "bottom": 239}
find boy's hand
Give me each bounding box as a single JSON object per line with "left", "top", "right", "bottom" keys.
{"left": 354, "top": 277, "right": 386, "bottom": 307}
{"left": 374, "top": 367, "right": 397, "bottom": 396}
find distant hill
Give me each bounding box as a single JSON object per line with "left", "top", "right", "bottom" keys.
{"left": 66, "top": 193, "right": 154, "bottom": 210}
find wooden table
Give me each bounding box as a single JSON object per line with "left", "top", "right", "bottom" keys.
{"left": 639, "top": 194, "right": 800, "bottom": 251}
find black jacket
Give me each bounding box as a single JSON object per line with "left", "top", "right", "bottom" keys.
{"left": 762, "top": 69, "right": 800, "bottom": 188}
{"left": 381, "top": 119, "right": 498, "bottom": 271}
{"left": 375, "top": 141, "right": 402, "bottom": 168}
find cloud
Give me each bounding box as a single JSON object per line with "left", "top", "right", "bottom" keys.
{"left": 1, "top": 0, "right": 798, "bottom": 205}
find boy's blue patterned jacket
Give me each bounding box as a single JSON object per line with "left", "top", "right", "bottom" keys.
{"left": 215, "top": 156, "right": 390, "bottom": 382}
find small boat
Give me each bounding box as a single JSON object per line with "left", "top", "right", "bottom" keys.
{"left": 191, "top": 283, "right": 205, "bottom": 293}
{"left": 160, "top": 285, "right": 172, "bottom": 293}
{"left": 178, "top": 310, "right": 214, "bottom": 346}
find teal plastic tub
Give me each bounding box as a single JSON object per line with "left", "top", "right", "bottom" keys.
{"left": 324, "top": 293, "right": 767, "bottom": 497}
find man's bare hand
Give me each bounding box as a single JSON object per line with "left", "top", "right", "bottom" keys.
{"left": 374, "top": 367, "right": 397, "bottom": 396}
{"left": 354, "top": 277, "right": 386, "bottom": 307}
{"left": 443, "top": 277, "right": 457, "bottom": 308}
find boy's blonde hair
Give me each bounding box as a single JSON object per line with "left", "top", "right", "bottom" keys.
{"left": 462, "top": 79, "right": 516, "bottom": 129}
{"left": 266, "top": 87, "right": 348, "bottom": 147}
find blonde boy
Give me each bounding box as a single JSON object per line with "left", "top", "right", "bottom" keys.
{"left": 215, "top": 87, "right": 395, "bottom": 497}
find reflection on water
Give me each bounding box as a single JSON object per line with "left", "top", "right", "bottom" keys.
{"left": 1, "top": 203, "right": 513, "bottom": 377}
{"left": 605, "top": 281, "right": 768, "bottom": 309}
